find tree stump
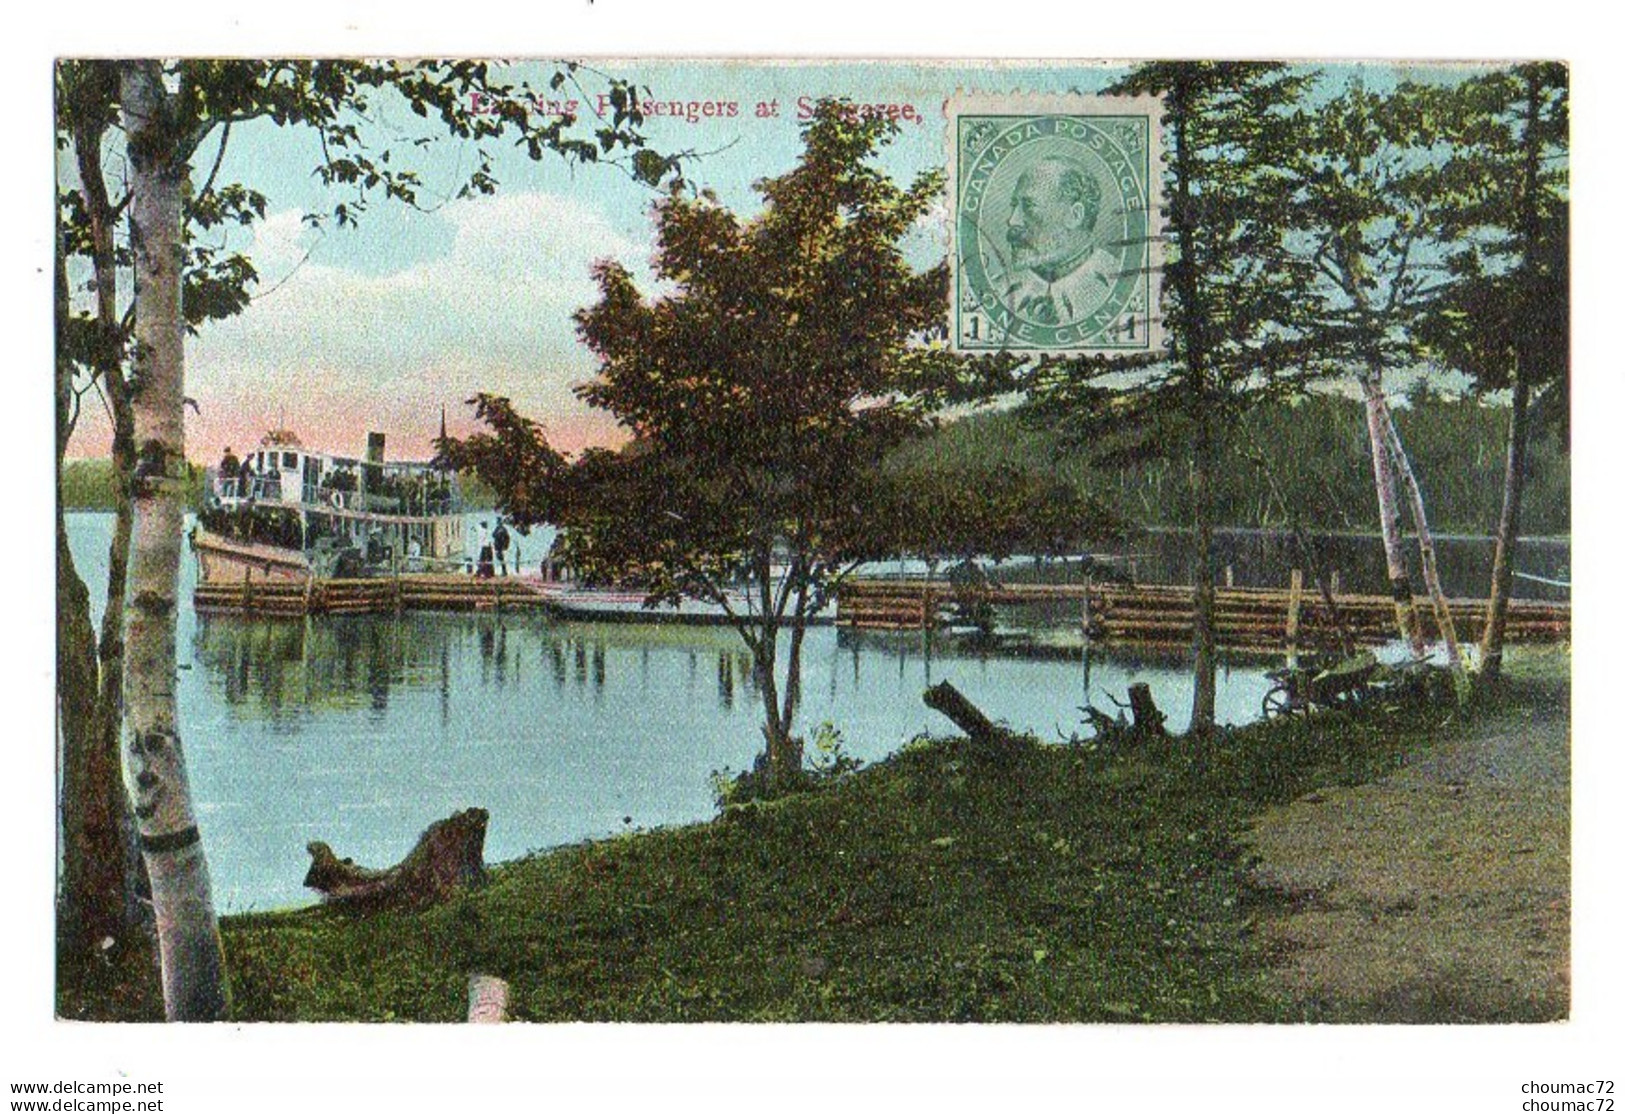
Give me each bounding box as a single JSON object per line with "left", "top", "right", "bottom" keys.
{"left": 304, "top": 807, "right": 489, "bottom": 910}
{"left": 1126, "top": 682, "right": 1167, "bottom": 736}
{"left": 467, "top": 974, "right": 510, "bottom": 1023}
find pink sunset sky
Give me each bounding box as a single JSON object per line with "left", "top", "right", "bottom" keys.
{"left": 65, "top": 188, "right": 654, "bottom": 465}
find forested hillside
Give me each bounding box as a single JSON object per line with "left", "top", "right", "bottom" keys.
{"left": 885, "top": 392, "right": 1569, "bottom": 537}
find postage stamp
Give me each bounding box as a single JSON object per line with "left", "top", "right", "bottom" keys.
{"left": 948, "top": 94, "right": 1164, "bottom": 355}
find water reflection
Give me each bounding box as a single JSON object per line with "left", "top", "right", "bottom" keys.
{"left": 177, "top": 607, "right": 1279, "bottom": 911}
{"left": 192, "top": 611, "right": 1277, "bottom": 741}
{"left": 68, "top": 511, "right": 1292, "bottom": 913}
{"left": 63, "top": 511, "right": 1567, "bottom": 914}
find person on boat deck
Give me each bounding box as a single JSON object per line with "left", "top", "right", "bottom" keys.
{"left": 406, "top": 536, "right": 424, "bottom": 573}
{"left": 475, "top": 521, "right": 495, "bottom": 579}
{"left": 493, "top": 518, "right": 512, "bottom": 576}
{"left": 218, "top": 447, "right": 240, "bottom": 496}
{"left": 237, "top": 455, "right": 256, "bottom": 502}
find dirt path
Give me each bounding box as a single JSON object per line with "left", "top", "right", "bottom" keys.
{"left": 1246, "top": 662, "right": 1570, "bottom": 1022}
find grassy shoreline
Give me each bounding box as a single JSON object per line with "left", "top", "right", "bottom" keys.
{"left": 60, "top": 651, "right": 1566, "bottom": 1022}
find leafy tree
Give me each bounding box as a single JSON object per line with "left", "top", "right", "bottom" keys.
{"left": 452, "top": 103, "right": 948, "bottom": 791}
{"left": 56, "top": 62, "right": 144, "bottom": 991}
{"left": 1290, "top": 77, "right": 1474, "bottom": 663}
{"left": 1414, "top": 64, "right": 1568, "bottom": 680}
{"left": 57, "top": 57, "right": 664, "bottom": 1020}
{"left": 1030, "top": 63, "right": 1315, "bottom": 732}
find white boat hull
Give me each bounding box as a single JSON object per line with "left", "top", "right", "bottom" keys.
{"left": 192, "top": 529, "right": 311, "bottom": 585}
{"left": 532, "top": 583, "right": 834, "bottom": 626}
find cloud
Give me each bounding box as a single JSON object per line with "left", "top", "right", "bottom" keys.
{"left": 187, "top": 190, "right": 653, "bottom": 455}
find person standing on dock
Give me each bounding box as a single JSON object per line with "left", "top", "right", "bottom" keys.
{"left": 237, "top": 455, "right": 256, "bottom": 502}
{"left": 475, "top": 521, "right": 495, "bottom": 579}
{"left": 493, "top": 518, "right": 512, "bottom": 576}
{"left": 218, "top": 447, "right": 239, "bottom": 497}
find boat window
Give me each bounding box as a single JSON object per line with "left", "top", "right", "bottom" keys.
{"left": 283, "top": 451, "right": 298, "bottom": 469}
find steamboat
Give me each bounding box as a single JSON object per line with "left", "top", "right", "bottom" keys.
{"left": 191, "top": 427, "right": 467, "bottom": 585}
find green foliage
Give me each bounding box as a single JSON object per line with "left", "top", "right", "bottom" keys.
{"left": 711, "top": 723, "right": 864, "bottom": 809}
{"left": 56, "top": 58, "right": 670, "bottom": 459}
{"left": 805, "top": 722, "right": 864, "bottom": 779}
{"left": 1287, "top": 78, "right": 1464, "bottom": 387}
{"left": 1412, "top": 65, "right": 1569, "bottom": 436}
{"left": 1026, "top": 63, "right": 1319, "bottom": 423}
{"left": 60, "top": 458, "right": 206, "bottom": 512}
{"left": 449, "top": 101, "right": 964, "bottom": 780}
{"left": 57, "top": 650, "right": 1565, "bottom": 1023}
{"left": 893, "top": 394, "right": 1568, "bottom": 536}
{"left": 862, "top": 457, "right": 1129, "bottom": 564}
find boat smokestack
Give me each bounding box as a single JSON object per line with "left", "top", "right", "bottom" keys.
{"left": 367, "top": 432, "right": 386, "bottom": 465}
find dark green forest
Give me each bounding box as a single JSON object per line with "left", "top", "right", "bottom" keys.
{"left": 886, "top": 390, "right": 1569, "bottom": 538}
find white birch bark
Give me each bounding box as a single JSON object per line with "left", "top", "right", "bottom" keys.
{"left": 120, "top": 60, "right": 228, "bottom": 1022}
{"left": 1358, "top": 374, "right": 1426, "bottom": 658}
{"left": 1374, "top": 392, "right": 1464, "bottom": 670}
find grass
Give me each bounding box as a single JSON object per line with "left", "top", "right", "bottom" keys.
{"left": 62, "top": 652, "right": 1564, "bottom": 1023}
{"left": 221, "top": 701, "right": 1447, "bottom": 1022}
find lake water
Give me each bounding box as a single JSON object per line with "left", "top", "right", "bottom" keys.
{"left": 63, "top": 512, "right": 1296, "bottom": 912}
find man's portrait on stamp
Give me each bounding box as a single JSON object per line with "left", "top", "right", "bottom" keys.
{"left": 950, "top": 95, "right": 1164, "bottom": 355}
{"left": 1002, "top": 153, "right": 1118, "bottom": 326}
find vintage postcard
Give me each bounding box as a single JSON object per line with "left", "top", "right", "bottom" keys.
{"left": 50, "top": 55, "right": 1572, "bottom": 1063}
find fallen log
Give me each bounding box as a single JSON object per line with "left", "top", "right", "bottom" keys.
{"left": 923, "top": 680, "right": 1010, "bottom": 747}
{"left": 305, "top": 807, "right": 489, "bottom": 909}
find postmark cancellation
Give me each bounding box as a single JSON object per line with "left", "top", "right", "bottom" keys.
{"left": 948, "top": 94, "right": 1164, "bottom": 356}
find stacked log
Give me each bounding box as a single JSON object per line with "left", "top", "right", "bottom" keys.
{"left": 835, "top": 578, "right": 1569, "bottom": 649}
{"left": 194, "top": 578, "right": 307, "bottom": 616}
{"left": 194, "top": 574, "right": 549, "bottom": 616}
{"left": 834, "top": 581, "right": 945, "bottom": 630}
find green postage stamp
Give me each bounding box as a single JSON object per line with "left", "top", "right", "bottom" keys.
{"left": 949, "top": 94, "right": 1165, "bottom": 355}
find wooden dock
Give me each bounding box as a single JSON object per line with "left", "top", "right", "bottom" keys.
{"left": 193, "top": 571, "right": 1571, "bottom": 652}
{"left": 835, "top": 578, "right": 1570, "bottom": 651}
{"left": 194, "top": 574, "right": 550, "bottom": 617}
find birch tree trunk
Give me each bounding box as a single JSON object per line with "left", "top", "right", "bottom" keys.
{"left": 121, "top": 60, "right": 228, "bottom": 1022}
{"left": 59, "top": 114, "right": 147, "bottom": 962}
{"left": 77, "top": 115, "right": 142, "bottom": 913}
{"left": 1358, "top": 374, "right": 1426, "bottom": 657}
{"left": 1375, "top": 395, "right": 1464, "bottom": 669}
{"left": 1479, "top": 354, "right": 1532, "bottom": 681}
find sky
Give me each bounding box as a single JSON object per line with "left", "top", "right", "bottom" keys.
{"left": 57, "top": 59, "right": 1505, "bottom": 465}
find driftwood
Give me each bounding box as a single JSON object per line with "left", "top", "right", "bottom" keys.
{"left": 304, "top": 807, "right": 489, "bottom": 909}
{"left": 923, "top": 681, "right": 1013, "bottom": 748}
{"left": 1081, "top": 682, "right": 1168, "bottom": 747}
